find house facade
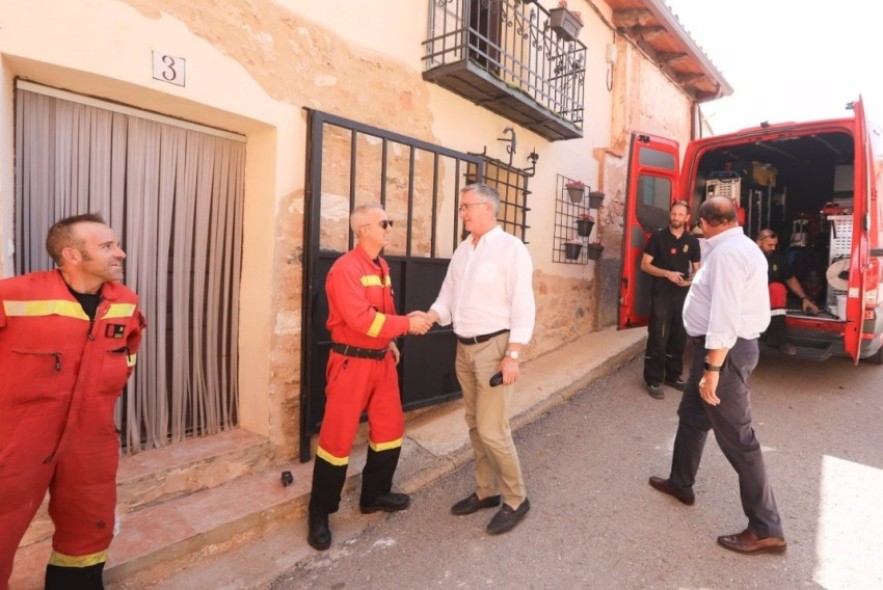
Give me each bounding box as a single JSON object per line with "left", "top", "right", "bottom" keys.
{"left": 0, "top": 0, "right": 728, "bottom": 556}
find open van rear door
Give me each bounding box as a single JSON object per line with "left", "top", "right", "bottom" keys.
{"left": 844, "top": 99, "right": 871, "bottom": 363}
{"left": 618, "top": 132, "right": 680, "bottom": 329}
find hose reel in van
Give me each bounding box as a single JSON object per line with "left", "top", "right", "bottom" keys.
{"left": 826, "top": 258, "right": 850, "bottom": 318}
{"left": 826, "top": 258, "right": 850, "bottom": 292}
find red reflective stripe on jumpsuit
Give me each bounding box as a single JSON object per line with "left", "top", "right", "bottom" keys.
{"left": 0, "top": 270, "right": 144, "bottom": 589}
{"left": 317, "top": 247, "right": 409, "bottom": 461}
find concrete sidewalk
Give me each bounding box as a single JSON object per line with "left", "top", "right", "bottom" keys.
{"left": 396, "top": 325, "right": 648, "bottom": 494}
{"left": 105, "top": 325, "right": 647, "bottom": 590}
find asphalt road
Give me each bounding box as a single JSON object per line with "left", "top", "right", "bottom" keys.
{"left": 269, "top": 350, "right": 883, "bottom": 590}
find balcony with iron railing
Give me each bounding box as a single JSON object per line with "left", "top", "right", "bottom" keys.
{"left": 423, "top": 0, "right": 587, "bottom": 141}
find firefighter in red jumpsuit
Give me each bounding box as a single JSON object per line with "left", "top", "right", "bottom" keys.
{"left": 0, "top": 214, "right": 145, "bottom": 590}
{"left": 306, "top": 203, "right": 431, "bottom": 551}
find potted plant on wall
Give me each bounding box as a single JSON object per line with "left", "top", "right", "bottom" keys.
{"left": 563, "top": 238, "right": 583, "bottom": 261}
{"left": 564, "top": 179, "right": 585, "bottom": 203}
{"left": 575, "top": 212, "right": 594, "bottom": 237}
{"left": 586, "top": 238, "right": 604, "bottom": 260}
{"left": 588, "top": 190, "right": 605, "bottom": 209}
{"left": 549, "top": 0, "right": 583, "bottom": 42}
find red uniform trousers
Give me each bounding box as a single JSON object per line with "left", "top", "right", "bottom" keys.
{"left": 0, "top": 404, "right": 120, "bottom": 589}
{"left": 309, "top": 350, "right": 404, "bottom": 515}
{"left": 765, "top": 282, "right": 788, "bottom": 347}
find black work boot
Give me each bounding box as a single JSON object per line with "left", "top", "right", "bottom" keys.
{"left": 360, "top": 446, "right": 401, "bottom": 508}
{"left": 45, "top": 562, "right": 105, "bottom": 590}
{"left": 307, "top": 512, "right": 331, "bottom": 551}
{"left": 308, "top": 455, "right": 348, "bottom": 516}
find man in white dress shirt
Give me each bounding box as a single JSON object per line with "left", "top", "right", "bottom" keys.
{"left": 648, "top": 196, "right": 787, "bottom": 555}
{"left": 420, "top": 183, "right": 535, "bottom": 535}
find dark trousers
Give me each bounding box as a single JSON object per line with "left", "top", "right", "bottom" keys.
{"left": 643, "top": 289, "right": 688, "bottom": 386}
{"left": 668, "top": 338, "right": 784, "bottom": 538}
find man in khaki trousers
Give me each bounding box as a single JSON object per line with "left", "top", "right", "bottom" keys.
{"left": 420, "top": 183, "right": 536, "bottom": 535}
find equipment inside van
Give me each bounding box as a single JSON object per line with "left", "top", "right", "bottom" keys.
{"left": 619, "top": 100, "right": 883, "bottom": 364}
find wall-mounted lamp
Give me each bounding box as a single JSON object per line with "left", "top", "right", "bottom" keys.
{"left": 525, "top": 149, "right": 539, "bottom": 177}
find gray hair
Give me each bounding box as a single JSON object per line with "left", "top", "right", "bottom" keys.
{"left": 461, "top": 183, "right": 500, "bottom": 216}
{"left": 350, "top": 203, "right": 385, "bottom": 233}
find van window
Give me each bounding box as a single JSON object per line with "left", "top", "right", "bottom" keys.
{"left": 639, "top": 148, "right": 676, "bottom": 170}
{"left": 636, "top": 174, "right": 671, "bottom": 231}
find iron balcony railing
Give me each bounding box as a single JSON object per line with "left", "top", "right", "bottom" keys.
{"left": 423, "top": 0, "right": 587, "bottom": 140}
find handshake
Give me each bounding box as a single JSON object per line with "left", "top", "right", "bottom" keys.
{"left": 406, "top": 310, "right": 438, "bottom": 336}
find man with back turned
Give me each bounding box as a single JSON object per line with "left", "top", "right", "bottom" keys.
{"left": 648, "top": 196, "right": 787, "bottom": 555}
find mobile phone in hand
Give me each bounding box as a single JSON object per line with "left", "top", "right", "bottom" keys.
{"left": 489, "top": 371, "right": 504, "bottom": 387}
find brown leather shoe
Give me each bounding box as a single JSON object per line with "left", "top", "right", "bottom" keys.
{"left": 717, "top": 528, "right": 787, "bottom": 554}
{"left": 648, "top": 476, "right": 695, "bottom": 505}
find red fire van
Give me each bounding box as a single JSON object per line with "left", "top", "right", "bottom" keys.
{"left": 619, "top": 100, "right": 883, "bottom": 364}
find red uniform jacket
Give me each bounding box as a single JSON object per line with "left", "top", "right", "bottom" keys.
{"left": 0, "top": 270, "right": 145, "bottom": 461}
{"left": 325, "top": 246, "right": 409, "bottom": 348}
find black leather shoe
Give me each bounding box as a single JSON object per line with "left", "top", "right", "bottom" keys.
{"left": 486, "top": 498, "right": 530, "bottom": 535}
{"left": 360, "top": 492, "right": 410, "bottom": 514}
{"left": 307, "top": 513, "right": 331, "bottom": 551}
{"left": 450, "top": 492, "right": 502, "bottom": 516}
{"left": 648, "top": 476, "right": 695, "bottom": 506}
{"left": 664, "top": 377, "right": 686, "bottom": 391}
{"left": 646, "top": 383, "right": 664, "bottom": 399}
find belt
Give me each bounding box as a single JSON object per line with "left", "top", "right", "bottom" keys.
{"left": 689, "top": 335, "right": 705, "bottom": 346}
{"left": 456, "top": 329, "right": 510, "bottom": 345}
{"left": 331, "top": 343, "right": 388, "bottom": 360}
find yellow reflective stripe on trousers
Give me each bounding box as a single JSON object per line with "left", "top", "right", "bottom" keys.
{"left": 366, "top": 312, "right": 386, "bottom": 338}
{"left": 360, "top": 275, "right": 392, "bottom": 287}
{"left": 2, "top": 300, "right": 89, "bottom": 320}
{"left": 101, "top": 303, "right": 137, "bottom": 319}
{"left": 48, "top": 549, "right": 108, "bottom": 567}
{"left": 126, "top": 353, "right": 138, "bottom": 368}
{"left": 316, "top": 446, "right": 349, "bottom": 466}
{"left": 369, "top": 438, "right": 403, "bottom": 453}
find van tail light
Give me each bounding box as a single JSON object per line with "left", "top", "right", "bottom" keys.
{"left": 865, "top": 288, "right": 878, "bottom": 306}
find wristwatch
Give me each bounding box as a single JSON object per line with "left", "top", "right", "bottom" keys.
{"left": 703, "top": 362, "right": 722, "bottom": 372}
{"left": 506, "top": 350, "right": 520, "bottom": 360}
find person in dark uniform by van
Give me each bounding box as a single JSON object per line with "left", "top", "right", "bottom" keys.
{"left": 755, "top": 229, "right": 819, "bottom": 355}
{"left": 640, "top": 200, "right": 701, "bottom": 399}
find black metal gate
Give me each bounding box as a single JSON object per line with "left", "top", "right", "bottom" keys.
{"left": 299, "top": 110, "right": 485, "bottom": 461}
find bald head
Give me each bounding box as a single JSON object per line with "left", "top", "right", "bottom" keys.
{"left": 698, "top": 196, "right": 737, "bottom": 226}
{"left": 696, "top": 196, "right": 739, "bottom": 238}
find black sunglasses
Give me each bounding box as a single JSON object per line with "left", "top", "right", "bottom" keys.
{"left": 362, "top": 219, "right": 394, "bottom": 230}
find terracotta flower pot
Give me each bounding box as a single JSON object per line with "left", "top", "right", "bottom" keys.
{"left": 588, "top": 191, "right": 605, "bottom": 209}
{"left": 564, "top": 242, "right": 582, "bottom": 260}
{"left": 576, "top": 219, "right": 594, "bottom": 237}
